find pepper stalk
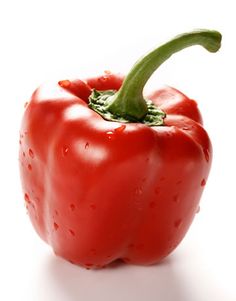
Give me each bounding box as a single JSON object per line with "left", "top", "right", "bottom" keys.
{"left": 89, "top": 29, "right": 222, "bottom": 126}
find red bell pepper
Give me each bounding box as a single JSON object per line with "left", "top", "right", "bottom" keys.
{"left": 19, "top": 30, "right": 221, "bottom": 268}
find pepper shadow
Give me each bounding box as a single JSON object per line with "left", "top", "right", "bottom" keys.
{"left": 36, "top": 251, "right": 194, "bottom": 301}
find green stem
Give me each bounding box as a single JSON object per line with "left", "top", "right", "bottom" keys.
{"left": 106, "top": 29, "right": 221, "bottom": 121}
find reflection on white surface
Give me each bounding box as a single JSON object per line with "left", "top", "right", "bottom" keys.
{"left": 18, "top": 233, "right": 235, "bottom": 301}
{"left": 43, "top": 256, "right": 183, "bottom": 301}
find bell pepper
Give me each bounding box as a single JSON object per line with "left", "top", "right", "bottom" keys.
{"left": 19, "top": 29, "right": 221, "bottom": 268}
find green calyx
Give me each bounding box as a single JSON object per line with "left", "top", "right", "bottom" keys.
{"left": 89, "top": 29, "right": 222, "bottom": 126}
{"left": 89, "top": 89, "right": 166, "bottom": 126}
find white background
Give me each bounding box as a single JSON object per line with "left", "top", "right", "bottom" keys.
{"left": 0, "top": 0, "right": 235, "bottom": 300}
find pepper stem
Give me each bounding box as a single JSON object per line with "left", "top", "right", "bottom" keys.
{"left": 106, "top": 29, "right": 222, "bottom": 121}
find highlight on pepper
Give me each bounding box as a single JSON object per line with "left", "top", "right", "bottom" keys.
{"left": 19, "top": 29, "right": 221, "bottom": 269}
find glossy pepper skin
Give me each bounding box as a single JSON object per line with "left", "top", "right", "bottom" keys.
{"left": 19, "top": 30, "right": 221, "bottom": 268}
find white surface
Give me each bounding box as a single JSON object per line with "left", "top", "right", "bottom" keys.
{"left": 0, "top": 0, "right": 236, "bottom": 300}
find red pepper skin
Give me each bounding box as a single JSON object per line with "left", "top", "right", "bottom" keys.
{"left": 19, "top": 73, "right": 211, "bottom": 268}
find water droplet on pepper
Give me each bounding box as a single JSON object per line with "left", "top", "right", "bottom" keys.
{"left": 114, "top": 124, "right": 126, "bottom": 133}
{"left": 89, "top": 248, "right": 97, "bottom": 255}
{"left": 173, "top": 194, "right": 179, "bottom": 203}
{"left": 85, "top": 263, "right": 94, "bottom": 268}
{"left": 201, "top": 179, "right": 206, "bottom": 186}
{"left": 90, "top": 204, "right": 96, "bottom": 210}
{"left": 58, "top": 80, "right": 71, "bottom": 88}
{"left": 28, "top": 148, "right": 34, "bottom": 158}
{"left": 70, "top": 204, "right": 76, "bottom": 211}
{"left": 68, "top": 229, "right": 75, "bottom": 236}
{"left": 203, "top": 148, "right": 210, "bottom": 162}
{"left": 176, "top": 180, "right": 182, "bottom": 185}
{"left": 24, "top": 193, "right": 30, "bottom": 203}
{"left": 100, "top": 75, "right": 109, "bottom": 82}
{"left": 135, "top": 187, "right": 143, "bottom": 195}
{"left": 53, "top": 222, "right": 59, "bottom": 230}
{"left": 149, "top": 201, "right": 156, "bottom": 208}
{"left": 62, "top": 147, "right": 69, "bottom": 157}
{"left": 106, "top": 131, "right": 114, "bottom": 140}
{"left": 174, "top": 218, "right": 183, "bottom": 229}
